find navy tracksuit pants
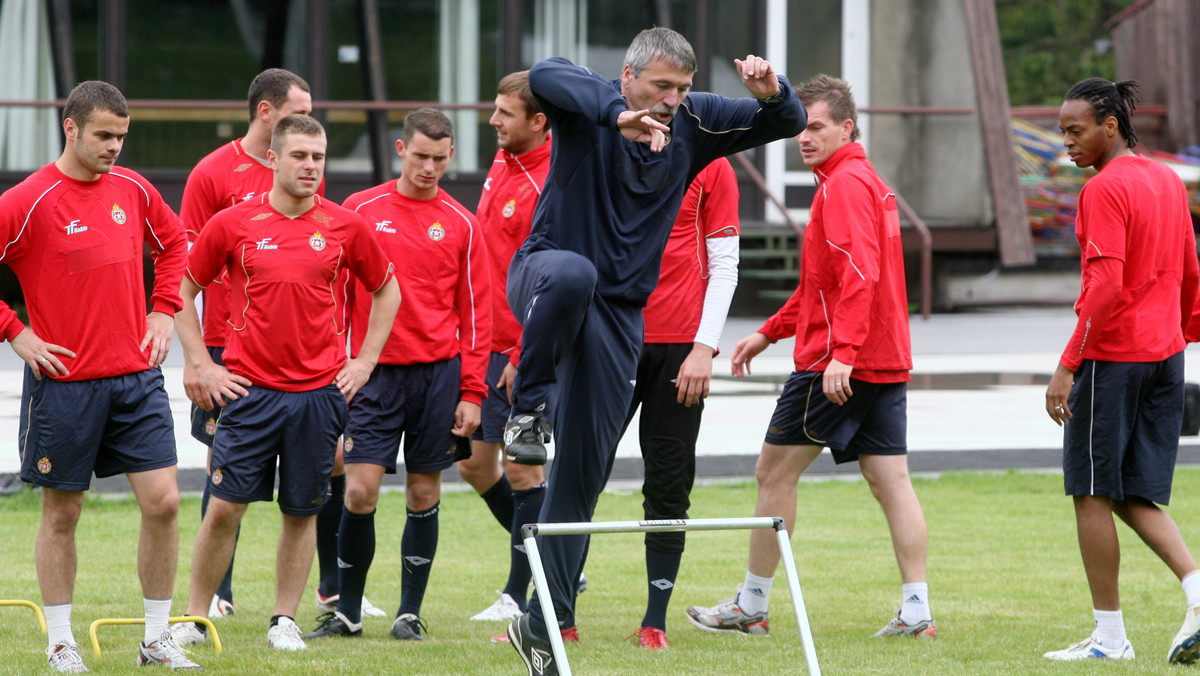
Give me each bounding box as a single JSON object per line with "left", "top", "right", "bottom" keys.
{"left": 507, "top": 248, "right": 642, "bottom": 635}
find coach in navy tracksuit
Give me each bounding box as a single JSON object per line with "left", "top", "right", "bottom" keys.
{"left": 502, "top": 27, "right": 805, "bottom": 673}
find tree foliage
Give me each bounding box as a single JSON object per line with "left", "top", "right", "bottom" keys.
{"left": 997, "top": 0, "right": 1136, "bottom": 106}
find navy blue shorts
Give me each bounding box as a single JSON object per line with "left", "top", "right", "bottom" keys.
{"left": 1063, "top": 352, "right": 1184, "bottom": 505}
{"left": 19, "top": 367, "right": 177, "bottom": 491}
{"left": 344, "top": 359, "right": 471, "bottom": 474}
{"left": 764, "top": 370, "right": 907, "bottom": 464}
{"left": 189, "top": 346, "right": 226, "bottom": 446}
{"left": 472, "top": 352, "right": 557, "bottom": 443}
{"left": 209, "top": 384, "right": 345, "bottom": 516}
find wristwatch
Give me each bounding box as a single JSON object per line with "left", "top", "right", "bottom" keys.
{"left": 758, "top": 87, "right": 786, "bottom": 105}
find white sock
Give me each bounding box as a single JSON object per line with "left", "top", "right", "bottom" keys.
{"left": 1183, "top": 571, "right": 1200, "bottom": 609}
{"left": 45, "top": 603, "right": 74, "bottom": 647}
{"left": 738, "top": 572, "right": 774, "bottom": 616}
{"left": 898, "top": 582, "right": 931, "bottom": 623}
{"left": 1093, "top": 608, "right": 1126, "bottom": 649}
{"left": 144, "top": 597, "right": 172, "bottom": 643}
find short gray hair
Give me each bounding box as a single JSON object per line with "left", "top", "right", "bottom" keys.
{"left": 624, "top": 27, "right": 697, "bottom": 77}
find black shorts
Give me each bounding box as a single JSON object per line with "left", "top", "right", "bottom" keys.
{"left": 344, "top": 359, "right": 471, "bottom": 474}
{"left": 209, "top": 384, "right": 345, "bottom": 516}
{"left": 20, "top": 368, "right": 177, "bottom": 490}
{"left": 189, "top": 346, "right": 226, "bottom": 446}
{"left": 764, "top": 370, "right": 907, "bottom": 464}
{"left": 1063, "top": 352, "right": 1184, "bottom": 505}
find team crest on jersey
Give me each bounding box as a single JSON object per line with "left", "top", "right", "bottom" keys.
{"left": 344, "top": 437, "right": 354, "bottom": 454}
{"left": 309, "top": 231, "right": 326, "bottom": 251}
{"left": 502, "top": 200, "right": 517, "bottom": 218}
{"left": 251, "top": 212, "right": 271, "bottom": 221}
{"left": 211, "top": 468, "right": 223, "bottom": 485}
{"left": 205, "top": 417, "right": 217, "bottom": 436}
{"left": 37, "top": 457, "right": 51, "bottom": 474}
{"left": 234, "top": 163, "right": 253, "bottom": 173}
{"left": 111, "top": 204, "right": 126, "bottom": 224}
{"left": 427, "top": 222, "right": 445, "bottom": 241}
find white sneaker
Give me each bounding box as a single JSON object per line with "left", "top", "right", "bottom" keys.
{"left": 470, "top": 592, "right": 522, "bottom": 621}
{"left": 169, "top": 622, "right": 207, "bottom": 647}
{"left": 207, "top": 595, "right": 234, "bottom": 618}
{"left": 267, "top": 617, "right": 306, "bottom": 651}
{"left": 1044, "top": 634, "right": 1134, "bottom": 661}
{"left": 46, "top": 642, "right": 88, "bottom": 673}
{"left": 315, "top": 590, "right": 387, "bottom": 618}
{"left": 1169, "top": 605, "right": 1200, "bottom": 664}
{"left": 138, "top": 629, "right": 204, "bottom": 670}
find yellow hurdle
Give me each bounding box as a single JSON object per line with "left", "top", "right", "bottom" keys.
{"left": 0, "top": 600, "right": 46, "bottom": 633}
{"left": 88, "top": 615, "right": 222, "bottom": 658}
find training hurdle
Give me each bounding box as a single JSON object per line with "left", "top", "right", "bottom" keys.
{"left": 0, "top": 600, "right": 46, "bottom": 633}
{"left": 522, "top": 516, "right": 820, "bottom": 676}
{"left": 88, "top": 616, "right": 221, "bottom": 658}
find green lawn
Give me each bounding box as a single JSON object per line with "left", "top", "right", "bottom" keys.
{"left": 1, "top": 469, "right": 1199, "bottom": 674}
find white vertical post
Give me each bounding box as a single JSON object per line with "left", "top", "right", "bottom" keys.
{"left": 774, "top": 518, "right": 821, "bottom": 676}
{"left": 521, "top": 527, "right": 573, "bottom": 676}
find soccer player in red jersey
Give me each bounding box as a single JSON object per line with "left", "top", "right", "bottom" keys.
{"left": 179, "top": 67, "right": 329, "bottom": 620}
{"left": 0, "top": 81, "right": 201, "bottom": 672}
{"left": 458, "top": 71, "right": 553, "bottom": 624}
{"left": 171, "top": 115, "right": 400, "bottom": 651}
{"left": 616, "top": 157, "right": 739, "bottom": 650}
{"left": 1043, "top": 78, "right": 1200, "bottom": 664}
{"left": 302, "top": 108, "right": 491, "bottom": 642}
{"left": 686, "top": 75, "right": 936, "bottom": 640}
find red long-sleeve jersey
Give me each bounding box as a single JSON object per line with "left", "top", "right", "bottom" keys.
{"left": 759, "top": 143, "right": 911, "bottom": 382}
{"left": 0, "top": 163, "right": 186, "bottom": 381}
{"left": 344, "top": 184, "right": 492, "bottom": 405}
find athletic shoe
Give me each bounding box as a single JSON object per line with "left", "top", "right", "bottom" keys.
{"left": 627, "top": 626, "right": 669, "bottom": 651}
{"left": 137, "top": 630, "right": 204, "bottom": 670}
{"left": 504, "top": 412, "right": 548, "bottom": 465}
{"left": 207, "top": 595, "right": 234, "bottom": 619}
{"left": 46, "top": 642, "right": 88, "bottom": 673}
{"left": 315, "top": 590, "right": 388, "bottom": 618}
{"left": 301, "top": 611, "right": 363, "bottom": 640}
{"left": 507, "top": 613, "right": 557, "bottom": 676}
{"left": 266, "top": 617, "right": 306, "bottom": 651}
{"left": 390, "top": 613, "right": 427, "bottom": 641}
{"left": 873, "top": 615, "right": 939, "bottom": 638}
{"left": 577, "top": 573, "right": 587, "bottom": 595}
{"left": 1169, "top": 605, "right": 1200, "bottom": 664}
{"left": 471, "top": 592, "right": 523, "bottom": 621}
{"left": 492, "top": 625, "right": 579, "bottom": 644}
{"left": 169, "top": 622, "right": 207, "bottom": 647}
{"left": 685, "top": 593, "right": 770, "bottom": 635}
{"left": 1043, "top": 634, "right": 1134, "bottom": 661}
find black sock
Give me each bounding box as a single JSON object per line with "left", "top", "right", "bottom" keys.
{"left": 203, "top": 480, "right": 237, "bottom": 603}
{"left": 503, "top": 483, "right": 545, "bottom": 609}
{"left": 398, "top": 502, "right": 439, "bottom": 617}
{"left": 269, "top": 614, "right": 291, "bottom": 627}
{"left": 336, "top": 507, "right": 376, "bottom": 625}
{"left": 316, "top": 474, "right": 345, "bottom": 597}
{"left": 642, "top": 547, "right": 682, "bottom": 631}
{"left": 479, "top": 475, "right": 515, "bottom": 530}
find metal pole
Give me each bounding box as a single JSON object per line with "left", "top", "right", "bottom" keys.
{"left": 774, "top": 518, "right": 821, "bottom": 675}
{"left": 520, "top": 525, "right": 572, "bottom": 676}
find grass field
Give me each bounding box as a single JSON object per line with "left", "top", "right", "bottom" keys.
{"left": 1, "top": 469, "right": 1199, "bottom": 674}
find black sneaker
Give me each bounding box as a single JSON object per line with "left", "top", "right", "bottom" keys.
{"left": 302, "top": 611, "right": 362, "bottom": 639}
{"left": 390, "top": 613, "right": 427, "bottom": 641}
{"left": 508, "top": 613, "right": 558, "bottom": 676}
{"left": 504, "top": 412, "right": 548, "bottom": 465}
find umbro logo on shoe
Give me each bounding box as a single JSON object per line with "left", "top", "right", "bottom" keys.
{"left": 651, "top": 579, "right": 674, "bottom": 591}
{"left": 405, "top": 555, "right": 432, "bottom": 566}
{"left": 531, "top": 647, "right": 553, "bottom": 674}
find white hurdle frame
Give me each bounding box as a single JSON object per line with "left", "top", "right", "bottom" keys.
{"left": 521, "top": 516, "right": 820, "bottom": 676}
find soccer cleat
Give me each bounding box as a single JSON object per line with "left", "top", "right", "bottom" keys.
{"left": 46, "top": 642, "right": 88, "bottom": 673}
{"left": 492, "top": 625, "right": 579, "bottom": 644}
{"left": 1044, "top": 634, "right": 1134, "bottom": 661}
{"left": 301, "top": 611, "right": 363, "bottom": 640}
{"left": 627, "top": 626, "right": 669, "bottom": 651}
{"left": 508, "top": 613, "right": 557, "bottom": 676}
{"left": 207, "top": 595, "right": 234, "bottom": 619}
{"left": 390, "top": 613, "right": 427, "bottom": 641}
{"left": 874, "top": 615, "right": 939, "bottom": 638}
{"left": 504, "top": 412, "right": 548, "bottom": 465}
{"left": 169, "top": 622, "right": 206, "bottom": 647}
{"left": 137, "top": 630, "right": 204, "bottom": 670}
{"left": 577, "top": 572, "right": 587, "bottom": 596}
{"left": 267, "top": 617, "right": 306, "bottom": 651}
{"left": 1169, "top": 605, "right": 1200, "bottom": 664}
{"left": 685, "top": 594, "right": 770, "bottom": 635}
{"left": 471, "top": 591, "right": 523, "bottom": 621}
{"left": 315, "top": 590, "right": 388, "bottom": 618}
